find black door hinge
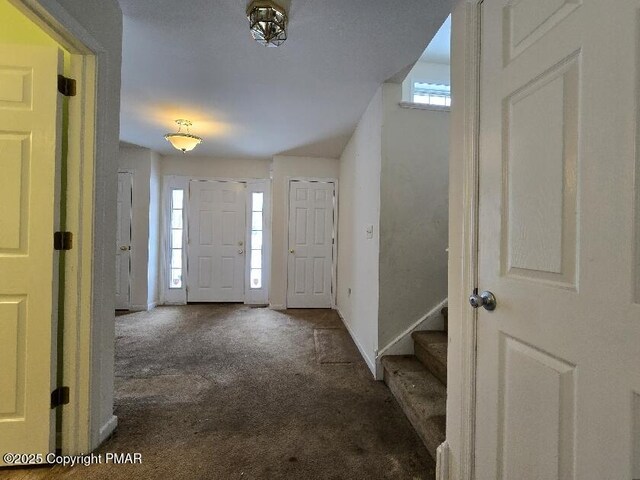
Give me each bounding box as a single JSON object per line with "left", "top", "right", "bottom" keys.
{"left": 51, "top": 386, "right": 69, "bottom": 409}
{"left": 57, "top": 75, "right": 77, "bottom": 97}
{"left": 54, "top": 231, "right": 73, "bottom": 250}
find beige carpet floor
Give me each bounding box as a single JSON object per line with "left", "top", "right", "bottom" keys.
{"left": 2, "top": 305, "right": 434, "bottom": 480}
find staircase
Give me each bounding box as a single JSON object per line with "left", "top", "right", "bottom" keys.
{"left": 381, "top": 307, "right": 448, "bottom": 461}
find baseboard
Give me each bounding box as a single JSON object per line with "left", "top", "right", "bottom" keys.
{"left": 374, "top": 298, "right": 448, "bottom": 380}
{"left": 436, "top": 441, "right": 450, "bottom": 480}
{"left": 129, "top": 304, "right": 148, "bottom": 312}
{"left": 336, "top": 309, "right": 376, "bottom": 377}
{"left": 147, "top": 301, "right": 157, "bottom": 310}
{"left": 98, "top": 415, "right": 118, "bottom": 446}
{"left": 269, "top": 304, "right": 286, "bottom": 310}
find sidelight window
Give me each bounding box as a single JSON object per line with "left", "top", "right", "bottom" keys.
{"left": 169, "top": 189, "right": 184, "bottom": 289}
{"left": 249, "top": 192, "right": 264, "bottom": 289}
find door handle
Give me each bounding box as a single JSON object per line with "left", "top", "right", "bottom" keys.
{"left": 119, "top": 245, "right": 129, "bottom": 251}
{"left": 469, "top": 290, "right": 497, "bottom": 311}
{"left": 289, "top": 249, "right": 295, "bottom": 254}
{"left": 238, "top": 249, "right": 244, "bottom": 254}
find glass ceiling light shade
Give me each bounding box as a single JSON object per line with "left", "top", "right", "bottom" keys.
{"left": 164, "top": 119, "right": 203, "bottom": 153}
{"left": 247, "top": 0, "right": 288, "bottom": 47}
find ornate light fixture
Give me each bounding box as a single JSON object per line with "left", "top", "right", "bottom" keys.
{"left": 247, "top": 0, "right": 288, "bottom": 47}
{"left": 164, "top": 119, "right": 203, "bottom": 153}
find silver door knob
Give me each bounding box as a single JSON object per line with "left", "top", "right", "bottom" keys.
{"left": 469, "top": 290, "right": 497, "bottom": 311}
{"left": 238, "top": 249, "right": 244, "bottom": 254}
{"left": 289, "top": 249, "right": 295, "bottom": 254}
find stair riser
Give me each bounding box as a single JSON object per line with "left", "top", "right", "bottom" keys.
{"left": 383, "top": 366, "right": 445, "bottom": 460}
{"left": 414, "top": 343, "right": 447, "bottom": 386}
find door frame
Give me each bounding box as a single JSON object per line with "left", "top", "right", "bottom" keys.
{"left": 160, "top": 175, "right": 273, "bottom": 305}
{"left": 445, "top": 1, "right": 482, "bottom": 479}
{"left": 116, "top": 170, "right": 134, "bottom": 310}
{"left": 284, "top": 177, "right": 339, "bottom": 309}
{"left": 8, "top": 0, "right": 100, "bottom": 455}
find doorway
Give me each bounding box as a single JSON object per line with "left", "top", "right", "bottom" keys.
{"left": 115, "top": 171, "right": 133, "bottom": 309}
{"left": 0, "top": 0, "right": 99, "bottom": 462}
{"left": 286, "top": 179, "right": 337, "bottom": 309}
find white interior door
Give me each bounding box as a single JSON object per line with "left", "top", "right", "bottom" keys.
{"left": 187, "top": 180, "right": 246, "bottom": 302}
{"left": 287, "top": 180, "right": 335, "bottom": 308}
{"left": 115, "top": 172, "right": 132, "bottom": 309}
{"left": 475, "top": 1, "right": 640, "bottom": 478}
{"left": 0, "top": 45, "right": 62, "bottom": 463}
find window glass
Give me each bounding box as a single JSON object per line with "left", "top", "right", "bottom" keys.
{"left": 413, "top": 82, "right": 451, "bottom": 107}
{"left": 172, "top": 189, "right": 184, "bottom": 209}
{"left": 251, "top": 230, "right": 263, "bottom": 250}
{"left": 171, "top": 210, "right": 183, "bottom": 229}
{"left": 252, "top": 211, "right": 263, "bottom": 231}
{"left": 250, "top": 268, "right": 262, "bottom": 289}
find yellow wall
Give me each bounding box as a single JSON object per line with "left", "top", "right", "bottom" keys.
{"left": 0, "top": 1, "right": 70, "bottom": 70}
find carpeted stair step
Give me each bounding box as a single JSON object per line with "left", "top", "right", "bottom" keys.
{"left": 411, "top": 331, "right": 448, "bottom": 386}
{"left": 381, "top": 355, "right": 447, "bottom": 460}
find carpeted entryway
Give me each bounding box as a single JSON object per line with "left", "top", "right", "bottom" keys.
{"left": 4, "top": 305, "right": 435, "bottom": 479}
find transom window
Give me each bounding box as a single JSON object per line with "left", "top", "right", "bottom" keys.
{"left": 413, "top": 82, "right": 451, "bottom": 107}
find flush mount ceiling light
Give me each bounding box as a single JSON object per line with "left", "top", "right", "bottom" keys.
{"left": 247, "top": 0, "right": 288, "bottom": 47}
{"left": 164, "top": 119, "right": 203, "bottom": 153}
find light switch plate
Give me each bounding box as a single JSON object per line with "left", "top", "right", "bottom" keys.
{"left": 366, "top": 225, "right": 374, "bottom": 239}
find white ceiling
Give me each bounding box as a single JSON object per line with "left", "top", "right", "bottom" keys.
{"left": 420, "top": 14, "right": 451, "bottom": 64}
{"left": 117, "top": 0, "right": 451, "bottom": 159}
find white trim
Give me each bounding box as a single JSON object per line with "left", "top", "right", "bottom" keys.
{"left": 337, "top": 309, "right": 375, "bottom": 376}
{"left": 97, "top": 415, "right": 117, "bottom": 446}
{"left": 448, "top": 1, "right": 482, "bottom": 479}
{"left": 269, "top": 304, "right": 286, "bottom": 310}
{"left": 245, "top": 180, "right": 272, "bottom": 305}
{"left": 161, "top": 176, "right": 188, "bottom": 305}
{"left": 436, "top": 441, "right": 450, "bottom": 480}
{"left": 10, "top": 0, "right": 104, "bottom": 455}
{"left": 373, "top": 298, "right": 448, "bottom": 380}
{"left": 399, "top": 101, "right": 451, "bottom": 112}
{"left": 161, "top": 175, "right": 272, "bottom": 305}
{"left": 146, "top": 302, "right": 157, "bottom": 310}
{"left": 283, "top": 177, "right": 339, "bottom": 309}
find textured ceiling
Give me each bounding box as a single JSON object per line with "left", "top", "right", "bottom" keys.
{"left": 118, "top": 0, "right": 451, "bottom": 158}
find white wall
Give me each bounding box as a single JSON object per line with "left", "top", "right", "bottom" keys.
{"left": 378, "top": 83, "right": 449, "bottom": 349}
{"left": 270, "top": 155, "right": 340, "bottom": 309}
{"left": 118, "top": 145, "right": 152, "bottom": 311}
{"left": 160, "top": 155, "right": 271, "bottom": 179}
{"left": 336, "top": 87, "right": 383, "bottom": 374}
{"left": 148, "top": 152, "right": 161, "bottom": 308}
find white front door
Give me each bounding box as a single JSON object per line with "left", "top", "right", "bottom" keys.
{"left": 475, "top": 1, "right": 640, "bottom": 478}
{"left": 0, "top": 45, "right": 62, "bottom": 463}
{"left": 115, "top": 172, "right": 132, "bottom": 309}
{"left": 187, "top": 180, "right": 246, "bottom": 302}
{"left": 287, "top": 180, "right": 335, "bottom": 308}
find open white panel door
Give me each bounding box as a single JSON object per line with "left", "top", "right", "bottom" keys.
{"left": 187, "top": 180, "right": 246, "bottom": 302}
{"left": 287, "top": 180, "right": 335, "bottom": 308}
{"left": 475, "top": 1, "right": 640, "bottom": 478}
{"left": 0, "top": 45, "right": 62, "bottom": 464}
{"left": 115, "top": 172, "right": 132, "bottom": 309}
